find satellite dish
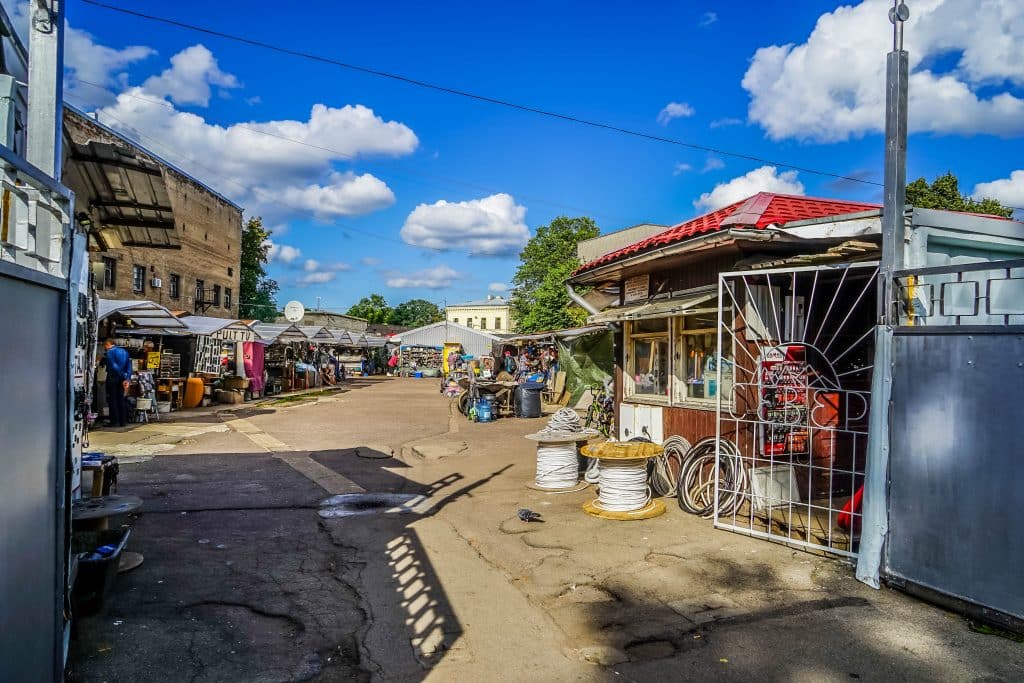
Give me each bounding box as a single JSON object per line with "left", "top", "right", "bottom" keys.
{"left": 284, "top": 300, "right": 305, "bottom": 323}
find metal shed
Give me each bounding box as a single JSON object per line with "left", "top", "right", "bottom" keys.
{"left": 97, "top": 298, "right": 188, "bottom": 330}
{"left": 392, "top": 321, "right": 501, "bottom": 358}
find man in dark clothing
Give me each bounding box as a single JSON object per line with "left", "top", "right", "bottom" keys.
{"left": 103, "top": 338, "right": 132, "bottom": 427}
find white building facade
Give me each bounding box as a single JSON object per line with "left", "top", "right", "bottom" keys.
{"left": 445, "top": 295, "right": 514, "bottom": 332}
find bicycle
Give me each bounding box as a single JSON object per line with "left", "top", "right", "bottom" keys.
{"left": 583, "top": 379, "right": 615, "bottom": 438}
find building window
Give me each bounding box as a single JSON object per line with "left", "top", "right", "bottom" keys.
{"left": 224, "top": 288, "right": 232, "bottom": 310}
{"left": 480, "top": 318, "right": 487, "bottom": 330}
{"left": 227, "top": 267, "right": 233, "bottom": 276}
{"left": 625, "top": 318, "right": 670, "bottom": 399}
{"left": 466, "top": 319, "right": 473, "bottom": 329}
{"left": 169, "top": 273, "right": 181, "bottom": 299}
{"left": 673, "top": 310, "right": 733, "bottom": 405}
{"left": 102, "top": 257, "right": 116, "bottom": 289}
{"left": 212, "top": 284, "right": 221, "bottom": 306}
{"left": 453, "top": 318, "right": 459, "bottom": 324}
{"left": 195, "top": 278, "right": 205, "bottom": 302}
{"left": 494, "top": 317, "right": 502, "bottom": 330}
{"left": 132, "top": 264, "right": 146, "bottom": 293}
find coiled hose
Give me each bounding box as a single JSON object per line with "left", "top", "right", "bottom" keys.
{"left": 651, "top": 435, "right": 691, "bottom": 497}
{"left": 676, "top": 437, "right": 747, "bottom": 519}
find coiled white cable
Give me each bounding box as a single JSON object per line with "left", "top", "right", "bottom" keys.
{"left": 535, "top": 442, "right": 581, "bottom": 489}
{"left": 547, "top": 407, "right": 582, "bottom": 432}
{"left": 595, "top": 458, "right": 651, "bottom": 512}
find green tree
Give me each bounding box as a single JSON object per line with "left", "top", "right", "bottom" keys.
{"left": 511, "top": 216, "right": 600, "bottom": 333}
{"left": 906, "top": 172, "right": 1013, "bottom": 218}
{"left": 237, "top": 216, "right": 279, "bottom": 322}
{"left": 389, "top": 299, "right": 443, "bottom": 327}
{"left": 346, "top": 294, "right": 393, "bottom": 324}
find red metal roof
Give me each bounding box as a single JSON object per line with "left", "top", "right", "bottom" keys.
{"left": 574, "top": 192, "right": 881, "bottom": 275}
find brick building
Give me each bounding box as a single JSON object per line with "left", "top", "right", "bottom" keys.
{"left": 62, "top": 106, "right": 243, "bottom": 318}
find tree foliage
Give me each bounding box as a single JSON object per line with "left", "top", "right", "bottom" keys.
{"left": 389, "top": 299, "right": 443, "bottom": 327}
{"left": 511, "top": 216, "right": 600, "bottom": 333}
{"left": 238, "top": 216, "right": 279, "bottom": 322}
{"left": 906, "top": 172, "right": 1013, "bottom": 218}
{"left": 346, "top": 294, "right": 394, "bottom": 324}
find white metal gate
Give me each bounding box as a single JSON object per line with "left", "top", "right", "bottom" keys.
{"left": 714, "top": 263, "right": 878, "bottom": 557}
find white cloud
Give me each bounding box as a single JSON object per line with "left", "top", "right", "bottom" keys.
{"left": 254, "top": 172, "right": 395, "bottom": 219}
{"left": 297, "top": 272, "right": 337, "bottom": 286}
{"left": 702, "top": 157, "right": 726, "bottom": 173}
{"left": 694, "top": 165, "right": 805, "bottom": 212}
{"left": 361, "top": 256, "right": 381, "bottom": 266}
{"left": 488, "top": 282, "right": 509, "bottom": 293}
{"left": 87, "top": 43, "right": 417, "bottom": 224}
{"left": 400, "top": 193, "right": 530, "bottom": 256}
{"left": 657, "top": 101, "right": 695, "bottom": 126}
{"left": 265, "top": 240, "right": 301, "bottom": 264}
{"left": 710, "top": 117, "right": 743, "bottom": 128}
{"left": 673, "top": 162, "right": 693, "bottom": 176}
{"left": 743, "top": 0, "right": 1024, "bottom": 142}
{"left": 699, "top": 12, "right": 718, "bottom": 27}
{"left": 141, "top": 44, "right": 239, "bottom": 107}
{"left": 64, "top": 26, "right": 155, "bottom": 108}
{"left": 386, "top": 265, "right": 462, "bottom": 289}
{"left": 973, "top": 170, "right": 1024, "bottom": 209}
{"left": 303, "top": 259, "right": 320, "bottom": 272}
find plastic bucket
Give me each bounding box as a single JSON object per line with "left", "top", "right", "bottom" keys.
{"left": 414, "top": 371, "right": 423, "bottom": 378}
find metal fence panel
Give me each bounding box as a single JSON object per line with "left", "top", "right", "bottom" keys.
{"left": 886, "top": 331, "right": 1024, "bottom": 619}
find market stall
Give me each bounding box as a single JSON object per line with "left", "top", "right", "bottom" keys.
{"left": 250, "top": 322, "right": 319, "bottom": 393}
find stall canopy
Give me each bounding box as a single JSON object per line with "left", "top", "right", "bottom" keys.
{"left": 328, "top": 329, "right": 355, "bottom": 345}
{"left": 249, "top": 322, "right": 307, "bottom": 344}
{"left": 503, "top": 324, "right": 608, "bottom": 344}
{"left": 98, "top": 299, "right": 188, "bottom": 329}
{"left": 588, "top": 291, "right": 717, "bottom": 324}
{"left": 298, "top": 326, "right": 336, "bottom": 343}
{"left": 391, "top": 321, "right": 500, "bottom": 358}
{"left": 178, "top": 315, "right": 255, "bottom": 341}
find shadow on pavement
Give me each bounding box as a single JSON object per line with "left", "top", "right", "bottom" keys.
{"left": 66, "top": 447, "right": 512, "bottom": 682}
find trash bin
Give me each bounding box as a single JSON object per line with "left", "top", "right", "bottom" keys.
{"left": 514, "top": 382, "right": 545, "bottom": 418}
{"left": 71, "top": 526, "right": 132, "bottom": 617}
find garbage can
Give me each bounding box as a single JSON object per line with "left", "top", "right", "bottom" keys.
{"left": 514, "top": 382, "right": 545, "bottom": 418}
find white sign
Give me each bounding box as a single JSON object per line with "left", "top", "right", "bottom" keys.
{"left": 624, "top": 274, "right": 650, "bottom": 303}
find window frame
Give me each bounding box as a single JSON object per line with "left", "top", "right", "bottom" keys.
{"left": 132, "top": 264, "right": 146, "bottom": 293}
{"left": 169, "top": 273, "right": 181, "bottom": 299}
{"left": 102, "top": 256, "right": 116, "bottom": 289}
{"left": 494, "top": 317, "right": 501, "bottom": 330}
{"left": 212, "top": 284, "right": 222, "bottom": 306}
{"left": 622, "top": 310, "right": 735, "bottom": 411}
{"left": 480, "top": 317, "right": 487, "bottom": 330}
{"left": 224, "top": 287, "right": 232, "bottom": 310}
{"left": 623, "top": 319, "right": 671, "bottom": 404}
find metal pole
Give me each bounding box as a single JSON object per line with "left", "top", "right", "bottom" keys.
{"left": 858, "top": 0, "right": 909, "bottom": 590}
{"left": 879, "top": 0, "right": 909, "bottom": 319}
{"left": 26, "top": 0, "right": 64, "bottom": 177}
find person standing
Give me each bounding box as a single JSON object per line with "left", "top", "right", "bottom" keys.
{"left": 103, "top": 338, "right": 132, "bottom": 428}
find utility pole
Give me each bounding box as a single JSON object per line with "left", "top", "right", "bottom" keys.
{"left": 27, "top": 0, "right": 64, "bottom": 177}
{"left": 879, "top": 0, "right": 910, "bottom": 320}
{"left": 858, "top": 0, "right": 910, "bottom": 590}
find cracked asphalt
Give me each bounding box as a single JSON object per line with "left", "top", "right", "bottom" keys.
{"left": 69, "top": 378, "right": 1024, "bottom": 682}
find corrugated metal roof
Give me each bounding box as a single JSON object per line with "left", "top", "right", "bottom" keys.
{"left": 69, "top": 139, "right": 180, "bottom": 249}
{"left": 97, "top": 299, "right": 188, "bottom": 328}
{"left": 574, "top": 193, "right": 881, "bottom": 275}
{"left": 178, "top": 315, "right": 254, "bottom": 338}
{"left": 447, "top": 297, "right": 510, "bottom": 308}
{"left": 393, "top": 321, "right": 501, "bottom": 357}
{"left": 249, "top": 322, "right": 306, "bottom": 343}
{"left": 298, "top": 325, "right": 335, "bottom": 341}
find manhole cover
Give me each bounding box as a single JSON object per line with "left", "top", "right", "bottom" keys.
{"left": 318, "top": 493, "right": 429, "bottom": 518}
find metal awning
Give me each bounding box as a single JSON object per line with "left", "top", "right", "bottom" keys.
{"left": 98, "top": 299, "right": 188, "bottom": 329}
{"left": 589, "top": 291, "right": 717, "bottom": 324}
{"left": 178, "top": 315, "right": 255, "bottom": 341}
{"left": 69, "top": 140, "right": 179, "bottom": 250}
{"left": 298, "top": 325, "right": 335, "bottom": 342}
{"left": 249, "top": 322, "right": 307, "bottom": 343}
{"left": 504, "top": 324, "right": 608, "bottom": 343}
{"left": 327, "top": 329, "right": 354, "bottom": 345}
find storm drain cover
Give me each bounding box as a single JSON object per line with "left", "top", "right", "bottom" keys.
{"left": 318, "top": 493, "right": 431, "bottom": 518}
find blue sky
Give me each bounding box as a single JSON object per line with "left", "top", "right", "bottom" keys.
{"left": 52, "top": 0, "right": 1024, "bottom": 312}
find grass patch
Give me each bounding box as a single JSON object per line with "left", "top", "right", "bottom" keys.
{"left": 266, "top": 389, "right": 336, "bottom": 406}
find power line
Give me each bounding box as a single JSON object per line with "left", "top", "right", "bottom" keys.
{"left": 72, "top": 79, "right": 639, "bottom": 225}
{"left": 79, "top": 0, "right": 882, "bottom": 188}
